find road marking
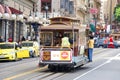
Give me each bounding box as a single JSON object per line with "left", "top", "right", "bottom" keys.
{"left": 73, "top": 53, "right": 120, "bottom": 80}
{"left": 0, "top": 59, "right": 38, "bottom": 71}
{"left": 3, "top": 66, "right": 47, "bottom": 80}
{"left": 93, "top": 49, "right": 107, "bottom": 54}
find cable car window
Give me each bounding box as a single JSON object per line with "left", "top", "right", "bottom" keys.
{"left": 40, "top": 32, "right": 53, "bottom": 46}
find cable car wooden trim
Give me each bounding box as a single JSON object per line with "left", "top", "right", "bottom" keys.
{"left": 41, "top": 24, "right": 80, "bottom": 30}
{"left": 40, "top": 45, "right": 77, "bottom": 48}
{"left": 49, "top": 22, "right": 69, "bottom": 26}
{"left": 49, "top": 17, "right": 74, "bottom": 20}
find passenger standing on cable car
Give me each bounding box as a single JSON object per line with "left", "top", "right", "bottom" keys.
{"left": 61, "top": 33, "right": 70, "bottom": 48}
{"left": 88, "top": 36, "right": 94, "bottom": 62}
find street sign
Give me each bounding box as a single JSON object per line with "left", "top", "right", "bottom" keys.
{"left": 89, "top": 8, "right": 98, "bottom": 14}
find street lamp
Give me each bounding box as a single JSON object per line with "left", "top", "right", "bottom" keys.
{"left": 11, "top": 14, "right": 16, "bottom": 20}
{"left": 27, "top": 11, "right": 34, "bottom": 40}
{"left": 33, "top": 13, "right": 39, "bottom": 41}
{"left": 2, "top": 6, "right": 10, "bottom": 42}
{"left": 28, "top": 11, "right": 33, "bottom": 22}
{"left": 34, "top": 15, "right": 39, "bottom": 22}
{"left": 45, "top": 4, "right": 49, "bottom": 19}
{"left": 17, "top": 13, "right": 23, "bottom": 41}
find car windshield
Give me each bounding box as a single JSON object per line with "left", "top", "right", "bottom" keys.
{"left": 0, "top": 44, "right": 14, "bottom": 49}
{"left": 22, "top": 43, "right": 33, "bottom": 47}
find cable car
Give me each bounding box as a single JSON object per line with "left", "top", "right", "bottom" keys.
{"left": 38, "top": 17, "right": 89, "bottom": 70}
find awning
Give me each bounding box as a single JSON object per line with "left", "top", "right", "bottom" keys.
{"left": 0, "top": 4, "right": 4, "bottom": 14}
{"left": 0, "top": 4, "right": 12, "bottom": 15}
{"left": 9, "top": 7, "right": 22, "bottom": 14}
{"left": 6, "top": 6, "right": 11, "bottom": 15}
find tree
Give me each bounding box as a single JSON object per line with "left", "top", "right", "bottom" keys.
{"left": 114, "top": 4, "right": 120, "bottom": 22}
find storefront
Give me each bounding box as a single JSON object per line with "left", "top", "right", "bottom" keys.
{"left": 0, "top": 4, "right": 11, "bottom": 42}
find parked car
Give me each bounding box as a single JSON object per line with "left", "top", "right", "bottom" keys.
{"left": 21, "top": 41, "right": 40, "bottom": 57}
{"left": 106, "top": 41, "right": 119, "bottom": 48}
{"left": 113, "top": 41, "right": 119, "bottom": 48}
{"left": 97, "top": 38, "right": 105, "bottom": 48}
{"left": 115, "top": 40, "right": 120, "bottom": 47}
{"left": 0, "top": 42, "right": 28, "bottom": 61}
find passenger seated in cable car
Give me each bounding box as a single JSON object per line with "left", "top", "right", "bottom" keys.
{"left": 45, "top": 39, "right": 51, "bottom": 46}
{"left": 69, "top": 38, "right": 73, "bottom": 44}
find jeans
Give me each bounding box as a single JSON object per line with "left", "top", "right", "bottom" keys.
{"left": 88, "top": 48, "right": 93, "bottom": 62}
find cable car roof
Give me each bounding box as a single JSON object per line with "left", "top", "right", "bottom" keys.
{"left": 41, "top": 23, "right": 80, "bottom": 30}
{"left": 49, "top": 17, "right": 80, "bottom": 21}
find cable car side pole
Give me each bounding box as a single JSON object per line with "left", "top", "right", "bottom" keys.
{"left": 72, "top": 20, "right": 75, "bottom": 64}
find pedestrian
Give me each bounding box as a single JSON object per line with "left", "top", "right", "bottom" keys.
{"left": 103, "top": 37, "right": 109, "bottom": 48}
{"left": 0, "top": 36, "right": 4, "bottom": 42}
{"left": 21, "top": 36, "right": 26, "bottom": 41}
{"left": 108, "top": 35, "right": 114, "bottom": 48}
{"left": 88, "top": 36, "right": 94, "bottom": 62}
{"left": 17, "top": 41, "right": 22, "bottom": 48}
{"left": 61, "top": 33, "right": 70, "bottom": 48}
{"left": 8, "top": 37, "right": 13, "bottom": 42}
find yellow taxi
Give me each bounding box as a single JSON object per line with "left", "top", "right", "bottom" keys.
{"left": 0, "top": 42, "right": 28, "bottom": 61}
{"left": 21, "top": 41, "right": 40, "bottom": 57}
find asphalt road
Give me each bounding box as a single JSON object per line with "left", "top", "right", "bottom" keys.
{"left": 0, "top": 48, "right": 120, "bottom": 80}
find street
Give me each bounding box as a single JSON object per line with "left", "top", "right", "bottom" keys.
{"left": 0, "top": 0, "right": 119, "bottom": 80}
{"left": 0, "top": 48, "right": 120, "bottom": 80}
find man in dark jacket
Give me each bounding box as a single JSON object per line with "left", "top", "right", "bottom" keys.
{"left": 0, "top": 36, "right": 3, "bottom": 42}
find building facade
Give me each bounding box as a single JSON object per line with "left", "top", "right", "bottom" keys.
{"left": 39, "top": 0, "right": 74, "bottom": 18}
{"left": 0, "top": 0, "right": 39, "bottom": 42}
{"left": 74, "top": 0, "right": 101, "bottom": 25}
{"left": 0, "top": 0, "right": 102, "bottom": 42}
{"left": 74, "top": 0, "right": 87, "bottom": 24}
{"left": 104, "top": 0, "right": 118, "bottom": 24}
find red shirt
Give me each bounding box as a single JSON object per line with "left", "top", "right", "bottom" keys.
{"left": 109, "top": 37, "right": 113, "bottom": 42}
{"left": 8, "top": 38, "right": 12, "bottom": 42}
